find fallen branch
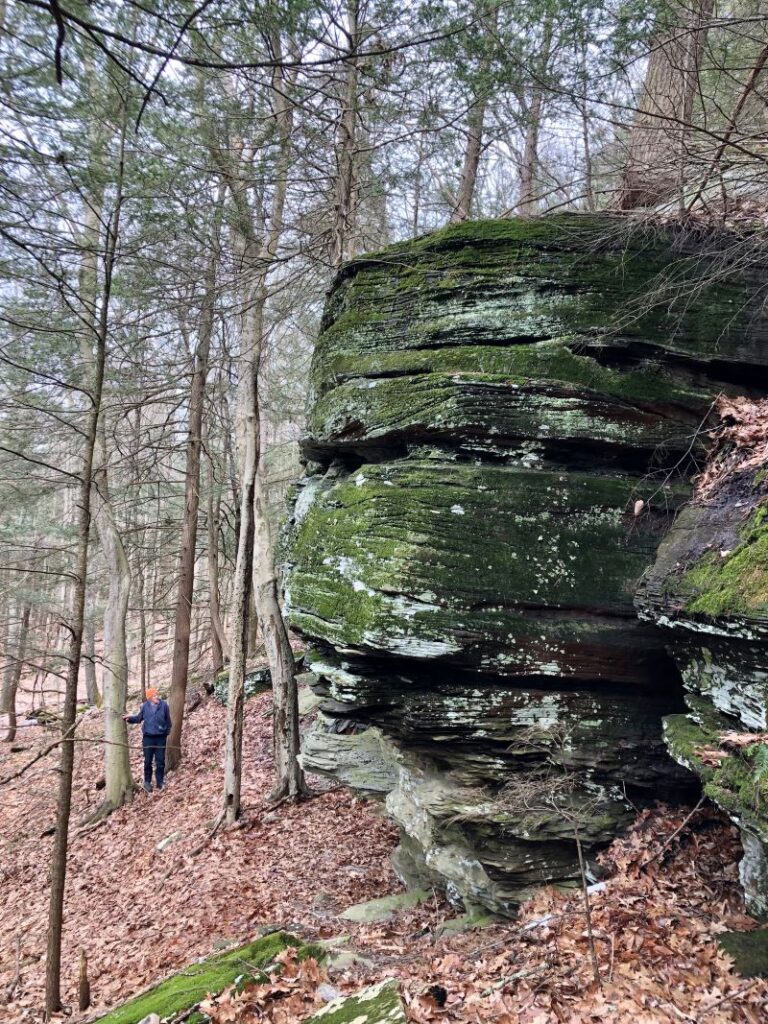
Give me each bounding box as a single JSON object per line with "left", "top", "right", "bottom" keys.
{"left": 640, "top": 796, "right": 706, "bottom": 870}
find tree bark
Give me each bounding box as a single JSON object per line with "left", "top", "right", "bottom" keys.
{"left": 450, "top": 94, "right": 487, "bottom": 223}
{"left": 77, "top": 143, "right": 133, "bottom": 815}
{"left": 206, "top": 457, "right": 227, "bottom": 676}
{"left": 222, "top": 440, "right": 254, "bottom": 823}
{"left": 330, "top": 0, "right": 361, "bottom": 269}
{"left": 1, "top": 600, "right": 18, "bottom": 714}
{"left": 83, "top": 618, "right": 99, "bottom": 705}
{"left": 166, "top": 251, "right": 216, "bottom": 771}
{"left": 617, "top": 0, "right": 713, "bottom": 209}
{"left": 221, "top": 39, "right": 306, "bottom": 821}
{"left": 4, "top": 604, "right": 30, "bottom": 743}
{"left": 517, "top": 17, "right": 553, "bottom": 217}
{"left": 91, "top": 450, "right": 133, "bottom": 811}
{"left": 44, "top": 181, "right": 115, "bottom": 1013}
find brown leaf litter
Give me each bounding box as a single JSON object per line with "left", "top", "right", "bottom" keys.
{"left": 2, "top": 695, "right": 767, "bottom": 1023}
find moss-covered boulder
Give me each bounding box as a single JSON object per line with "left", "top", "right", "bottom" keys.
{"left": 93, "top": 932, "right": 315, "bottom": 1024}
{"left": 284, "top": 214, "right": 766, "bottom": 913}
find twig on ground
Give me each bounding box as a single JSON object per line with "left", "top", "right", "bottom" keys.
{"left": 640, "top": 796, "right": 706, "bottom": 870}
{"left": 696, "top": 979, "right": 761, "bottom": 1019}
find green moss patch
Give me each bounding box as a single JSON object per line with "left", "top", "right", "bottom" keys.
{"left": 719, "top": 929, "right": 768, "bottom": 977}
{"left": 94, "top": 932, "right": 315, "bottom": 1024}
{"left": 681, "top": 506, "right": 768, "bottom": 618}
{"left": 664, "top": 707, "right": 768, "bottom": 840}
{"left": 305, "top": 979, "right": 406, "bottom": 1024}
{"left": 313, "top": 214, "right": 751, "bottom": 412}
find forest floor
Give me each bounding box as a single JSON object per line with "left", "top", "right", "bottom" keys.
{"left": 1, "top": 691, "right": 767, "bottom": 1024}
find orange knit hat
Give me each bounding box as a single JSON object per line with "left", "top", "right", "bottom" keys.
{"left": 146, "top": 688, "right": 159, "bottom": 699}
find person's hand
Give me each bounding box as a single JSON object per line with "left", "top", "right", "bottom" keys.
{"left": 122, "top": 714, "right": 130, "bottom": 721}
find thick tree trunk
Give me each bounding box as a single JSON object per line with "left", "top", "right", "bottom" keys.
{"left": 450, "top": 95, "right": 487, "bottom": 223}
{"left": 617, "top": 0, "right": 713, "bottom": 209}
{"left": 78, "top": 178, "right": 132, "bottom": 814}
{"left": 92, "top": 457, "right": 133, "bottom": 811}
{"left": 517, "top": 95, "right": 543, "bottom": 217}
{"left": 516, "top": 17, "right": 553, "bottom": 217}
{"left": 4, "top": 604, "right": 30, "bottom": 743}
{"left": 166, "top": 268, "right": 215, "bottom": 771}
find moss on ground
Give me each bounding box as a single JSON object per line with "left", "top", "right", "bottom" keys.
{"left": 94, "top": 932, "right": 316, "bottom": 1024}
{"left": 719, "top": 929, "right": 768, "bottom": 977}
{"left": 681, "top": 506, "right": 768, "bottom": 617}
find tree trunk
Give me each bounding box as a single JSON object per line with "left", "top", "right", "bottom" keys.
{"left": 77, "top": 154, "right": 133, "bottom": 815}
{"left": 617, "top": 0, "right": 713, "bottom": 209}
{"left": 166, "top": 258, "right": 216, "bottom": 771}
{"left": 44, "top": 186, "right": 114, "bottom": 1012}
{"left": 450, "top": 94, "right": 487, "bottom": 223}
{"left": 84, "top": 618, "right": 99, "bottom": 705}
{"left": 206, "top": 459, "right": 228, "bottom": 676}
{"left": 92, "top": 455, "right": 133, "bottom": 811}
{"left": 223, "top": 431, "right": 254, "bottom": 824}
{"left": 1, "top": 600, "right": 18, "bottom": 713}
{"left": 330, "top": 0, "right": 360, "bottom": 269}
{"left": 253, "top": 463, "right": 304, "bottom": 800}
{"left": 221, "top": 39, "right": 306, "bottom": 820}
{"left": 4, "top": 604, "right": 30, "bottom": 743}
{"left": 517, "top": 17, "right": 553, "bottom": 217}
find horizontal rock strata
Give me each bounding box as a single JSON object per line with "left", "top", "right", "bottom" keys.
{"left": 284, "top": 213, "right": 765, "bottom": 913}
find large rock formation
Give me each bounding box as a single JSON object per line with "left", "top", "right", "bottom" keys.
{"left": 283, "top": 214, "right": 764, "bottom": 914}
{"left": 637, "top": 401, "right": 768, "bottom": 918}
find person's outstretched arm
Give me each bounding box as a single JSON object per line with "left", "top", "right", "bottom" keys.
{"left": 123, "top": 704, "right": 144, "bottom": 724}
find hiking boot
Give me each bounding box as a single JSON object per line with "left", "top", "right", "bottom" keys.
{"left": 143, "top": 782, "right": 152, "bottom": 793}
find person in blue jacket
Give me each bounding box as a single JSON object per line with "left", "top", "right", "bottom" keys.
{"left": 123, "top": 688, "right": 172, "bottom": 792}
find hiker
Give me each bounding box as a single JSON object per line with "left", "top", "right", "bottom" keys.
{"left": 123, "top": 688, "right": 172, "bottom": 792}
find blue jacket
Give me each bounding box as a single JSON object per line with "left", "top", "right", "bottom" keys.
{"left": 127, "top": 698, "right": 172, "bottom": 737}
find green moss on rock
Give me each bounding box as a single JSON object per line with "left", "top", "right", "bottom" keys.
{"left": 313, "top": 214, "right": 755, "bottom": 412}
{"left": 681, "top": 506, "right": 768, "bottom": 617}
{"left": 305, "top": 979, "right": 406, "bottom": 1024}
{"left": 286, "top": 456, "right": 684, "bottom": 680}
{"left": 93, "top": 932, "right": 313, "bottom": 1024}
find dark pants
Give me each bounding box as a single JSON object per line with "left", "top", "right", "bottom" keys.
{"left": 142, "top": 734, "right": 167, "bottom": 789}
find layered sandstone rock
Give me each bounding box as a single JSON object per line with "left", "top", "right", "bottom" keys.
{"left": 284, "top": 214, "right": 765, "bottom": 913}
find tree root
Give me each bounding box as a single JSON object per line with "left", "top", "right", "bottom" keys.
{"left": 78, "top": 787, "right": 133, "bottom": 828}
